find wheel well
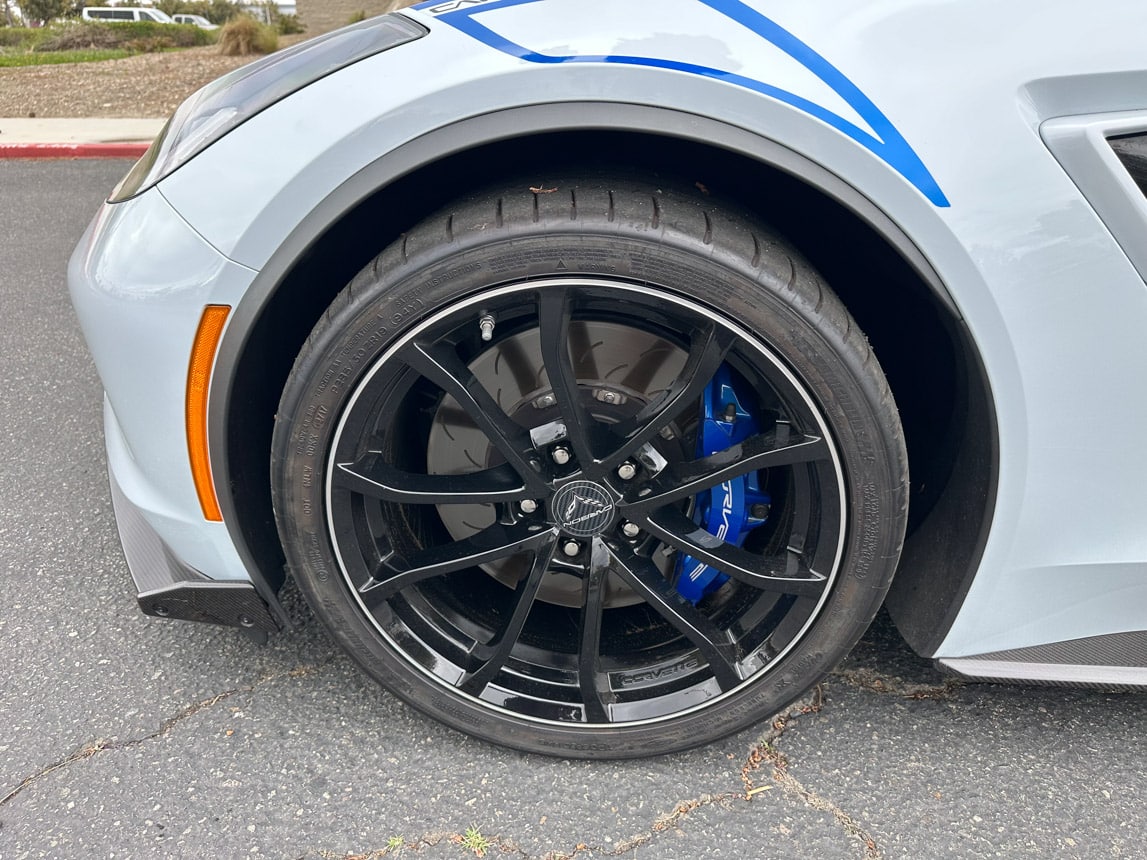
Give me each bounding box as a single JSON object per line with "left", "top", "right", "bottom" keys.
{"left": 225, "top": 129, "right": 994, "bottom": 655}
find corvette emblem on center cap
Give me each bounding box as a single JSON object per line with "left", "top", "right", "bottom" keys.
{"left": 551, "top": 481, "right": 615, "bottom": 538}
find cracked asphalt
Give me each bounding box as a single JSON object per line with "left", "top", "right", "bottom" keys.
{"left": 2, "top": 160, "right": 1145, "bottom": 860}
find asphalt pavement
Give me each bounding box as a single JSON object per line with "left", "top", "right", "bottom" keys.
{"left": 1, "top": 159, "right": 1144, "bottom": 859}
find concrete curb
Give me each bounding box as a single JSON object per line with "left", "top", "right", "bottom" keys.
{"left": 0, "top": 118, "right": 163, "bottom": 159}
{"left": 0, "top": 142, "right": 150, "bottom": 159}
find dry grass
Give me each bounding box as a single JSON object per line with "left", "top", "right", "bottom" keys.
{"left": 218, "top": 15, "right": 278, "bottom": 56}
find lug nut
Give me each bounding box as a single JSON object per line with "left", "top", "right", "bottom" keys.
{"left": 551, "top": 446, "right": 571, "bottom": 465}
{"left": 562, "top": 540, "right": 581, "bottom": 557}
{"left": 617, "top": 462, "right": 637, "bottom": 480}
{"left": 594, "top": 388, "right": 625, "bottom": 405}
{"left": 621, "top": 521, "right": 640, "bottom": 539}
{"left": 520, "top": 499, "right": 538, "bottom": 514}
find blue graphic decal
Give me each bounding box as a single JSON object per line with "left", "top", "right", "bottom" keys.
{"left": 416, "top": 0, "right": 949, "bottom": 207}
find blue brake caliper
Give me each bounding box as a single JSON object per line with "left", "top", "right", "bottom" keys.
{"left": 674, "top": 365, "right": 771, "bottom": 604}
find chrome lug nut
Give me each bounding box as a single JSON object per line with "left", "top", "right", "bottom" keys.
{"left": 562, "top": 540, "right": 581, "bottom": 558}
{"left": 551, "top": 446, "right": 572, "bottom": 465}
{"left": 617, "top": 461, "right": 637, "bottom": 480}
{"left": 594, "top": 388, "right": 626, "bottom": 405}
{"left": 519, "top": 499, "right": 539, "bottom": 514}
{"left": 621, "top": 521, "right": 640, "bottom": 539}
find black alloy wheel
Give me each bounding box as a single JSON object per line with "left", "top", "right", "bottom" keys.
{"left": 272, "top": 176, "right": 908, "bottom": 758}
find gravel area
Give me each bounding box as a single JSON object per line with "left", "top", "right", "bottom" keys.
{"left": 0, "top": 45, "right": 272, "bottom": 119}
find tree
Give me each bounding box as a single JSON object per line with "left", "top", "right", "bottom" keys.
{"left": 18, "top": 0, "right": 70, "bottom": 24}
{"left": 206, "top": 0, "right": 239, "bottom": 24}
{"left": 155, "top": 0, "right": 240, "bottom": 25}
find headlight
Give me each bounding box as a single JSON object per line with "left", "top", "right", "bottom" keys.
{"left": 110, "top": 14, "right": 426, "bottom": 203}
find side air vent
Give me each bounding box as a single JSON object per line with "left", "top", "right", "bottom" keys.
{"left": 1110, "top": 134, "right": 1147, "bottom": 197}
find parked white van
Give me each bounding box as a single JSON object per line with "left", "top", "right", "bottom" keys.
{"left": 81, "top": 7, "right": 176, "bottom": 23}
{"left": 171, "top": 13, "right": 217, "bottom": 29}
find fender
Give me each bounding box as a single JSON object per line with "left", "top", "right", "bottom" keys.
{"left": 208, "top": 101, "right": 992, "bottom": 642}
{"left": 417, "top": 0, "right": 950, "bottom": 207}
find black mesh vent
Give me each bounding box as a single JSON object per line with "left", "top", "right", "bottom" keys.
{"left": 1110, "top": 133, "right": 1147, "bottom": 197}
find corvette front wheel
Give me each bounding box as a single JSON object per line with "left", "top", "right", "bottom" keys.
{"left": 271, "top": 176, "right": 908, "bottom": 758}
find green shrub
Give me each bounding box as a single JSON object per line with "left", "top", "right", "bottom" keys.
{"left": 275, "top": 12, "right": 303, "bottom": 34}
{"left": 35, "top": 21, "right": 213, "bottom": 52}
{"left": 217, "top": 15, "right": 276, "bottom": 56}
{"left": 35, "top": 22, "right": 120, "bottom": 51}
{"left": 0, "top": 27, "right": 39, "bottom": 49}
{"left": 170, "top": 22, "right": 215, "bottom": 47}
{"left": 346, "top": 11, "right": 366, "bottom": 24}
{"left": 121, "top": 21, "right": 214, "bottom": 47}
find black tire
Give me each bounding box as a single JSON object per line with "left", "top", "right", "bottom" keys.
{"left": 271, "top": 175, "right": 908, "bottom": 758}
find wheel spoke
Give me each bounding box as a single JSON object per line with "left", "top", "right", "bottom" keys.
{"left": 623, "top": 430, "right": 830, "bottom": 514}
{"left": 577, "top": 538, "right": 613, "bottom": 722}
{"left": 608, "top": 542, "right": 743, "bottom": 691}
{"left": 601, "top": 323, "right": 734, "bottom": 468}
{"left": 642, "top": 507, "right": 827, "bottom": 596}
{"left": 334, "top": 453, "right": 528, "bottom": 504}
{"left": 401, "top": 340, "right": 546, "bottom": 493}
{"left": 459, "top": 535, "right": 559, "bottom": 696}
{"left": 359, "top": 522, "right": 555, "bottom": 608}
{"left": 537, "top": 289, "right": 598, "bottom": 468}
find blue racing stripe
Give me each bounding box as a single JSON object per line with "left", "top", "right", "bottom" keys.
{"left": 416, "top": 0, "right": 949, "bottom": 207}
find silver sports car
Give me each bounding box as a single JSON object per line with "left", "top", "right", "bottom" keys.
{"left": 68, "top": 0, "right": 1147, "bottom": 757}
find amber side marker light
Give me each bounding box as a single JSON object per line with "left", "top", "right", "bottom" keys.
{"left": 187, "top": 304, "right": 231, "bottom": 522}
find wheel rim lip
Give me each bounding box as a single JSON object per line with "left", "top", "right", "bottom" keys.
{"left": 324, "top": 277, "right": 849, "bottom": 729}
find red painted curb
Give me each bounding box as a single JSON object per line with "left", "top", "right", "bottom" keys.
{"left": 0, "top": 142, "right": 149, "bottom": 159}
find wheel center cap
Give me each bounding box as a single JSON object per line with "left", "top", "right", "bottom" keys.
{"left": 552, "top": 481, "right": 616, "bottom": 538}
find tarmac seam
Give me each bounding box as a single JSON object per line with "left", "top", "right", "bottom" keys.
{"left": 0, "top": 661, "right": 327, "bottom": 809}
{"left": 318, "top": 690, "right": 835, "bottom": 860}
{"left": 741, "top": 686, "right": 883, "bottom": 860}
{"left": 310, "top": 789, "right": 747, "bottom": 860}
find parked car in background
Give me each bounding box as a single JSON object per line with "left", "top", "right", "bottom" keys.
{"left": 81, "top": 6, "right": 176, "bottom": 23}
{"left": 68, "top": 0, "right": 1147, "bottom": 759}
{"left": 172, "top": 13, "right": 218, "bottom": 29}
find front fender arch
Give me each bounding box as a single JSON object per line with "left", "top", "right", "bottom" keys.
{"left": 208, "top": 101, "right": 995, "bottom": 656}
